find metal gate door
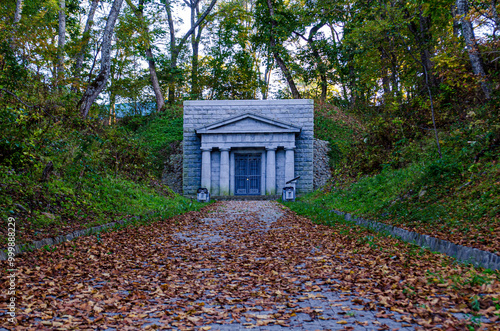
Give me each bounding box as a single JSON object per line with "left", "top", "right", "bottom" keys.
{"left": 235, "top": 154, "right": 261, "bottom": 195}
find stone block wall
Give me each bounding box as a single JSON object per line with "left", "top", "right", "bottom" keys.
{"left": 183, "top": 100, "right": 314, "bottom": 196}
{"left": 161, "top": 142, "right": 183, "bottom": 194}
{"left": 313, "top": 139, "right": 332, "bottom": 190}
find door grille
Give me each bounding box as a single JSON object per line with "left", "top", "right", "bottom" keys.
{"left": 235, "top": 154, "right": 261, "bottom": 195}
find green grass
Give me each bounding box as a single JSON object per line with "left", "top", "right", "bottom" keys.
{"left": 282, "top": 200, "right": 346, "bottom": 226}
{"left": 0, "top": 164, "right": 204, "bottom": 246}
{"left": 120, "top": 109, "right": 184, "bottom": 175}
{"left": 49, "top": 175, "right": 202, "bottom": 223}
{"left": 304, "top": 108, "right": 500, "bottom": 252}
{"left": 302, "top": 158, "right": 499, "bottom": 225}
{"left": 314, "top": 106, "right": 360, "bottom": 168}
{"left": 0, "top": 106, "right": 196, "bottom": 248}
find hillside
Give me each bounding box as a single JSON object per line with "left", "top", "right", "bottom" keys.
{"left": 0, "top": 108, "right": 198, "bottom": 249}
{"left": 305, "top": 103, "right": 500, "bottom": 255}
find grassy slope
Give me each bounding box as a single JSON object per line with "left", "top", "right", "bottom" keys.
{"left": 0, "top": 110, "right": 201, "bottom": 249}
{"left": 302, "top": 105, "right": 500, "bottom": 255}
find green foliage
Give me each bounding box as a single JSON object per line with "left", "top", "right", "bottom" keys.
{"left": 2, "top": 0, "right": 499, "bottom": 258}
{"left": 422, "top": 156, "right": 462, "bottom": 185}
{"left": 314, "top": 104, "right": 363, "bottom": 169}
{"left": 314, "top": 115, "right": 354, "bottom": 167}
{"left": 282, "top": 201, "right": 345, "bottom": 227}
{"left": 306, "top": 107, "right": 500, "bottom": 250}
{"left": 42, "top": 245, "right": 57, "bottom": 252}
{"left": 0, "top": 102, "right": 195, "bottom": 247}
{"left": 119, "top": 108, "right": 184, "bottom": 175}
{"left": 84, "top": 176, "right": 180, "bottom": 217}
{"left": 201, "top": 0, "right": 261, "bottom": 100}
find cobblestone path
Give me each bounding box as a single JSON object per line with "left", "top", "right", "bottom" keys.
{"left": 167, "top": 201, "right": 416, "bottom": 330}
{"left": 2, "top": 200, "right": 484, "bottom": 330}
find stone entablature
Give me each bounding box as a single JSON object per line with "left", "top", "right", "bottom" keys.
{"left": 183, "top": 100, "right": 314, "bottom": 197}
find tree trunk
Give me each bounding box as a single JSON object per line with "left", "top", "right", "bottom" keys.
{"left": 190, "top": 2, "right": 197, "bottom": 99}
{"left": 10, "top": 0, "right": 23, "bottom": 49}
{"left": 145, "top": 48, "right": 165, "bottom": 111}
{"left": 165, "top": 0, "right": 179, "bottom": 104}
{"left": 78, "top": 0, "right": 124, "bottom": 118}
{"left": 490, "top": 0, "right": 499, "bottom": 38}
{"left": 190, "top": 3, "right": 203, "bottom": 100}
{"left": 57, "top": 0, "right": 66, "bottom": 83}
{"left": 74, "top": 0, "right": 99, "bottom": 77}
{"left": 165, "top": 0, "right": 176, "bottom": 104}
{"left": 408, "top": 8, "right": 437, "bottom": 90}
{"left": 348, "top": 65, "right": 356, "bottom": 108}
{"left": 305, "top": 24, "right": 327, "bottom": 102}
{"left": 125, "top": 0, "right": 165, "bottom": 111}
{"left": 265, "top": 0, "right": 301, "bottom": 99}
{"left": 109, "top": 91, "right": 116, "bottom": 125}
{"left": 389, "top": 44, "right": 399, "bottom": 98}
{"left": 380, "top": 53, "right": 391, "bottom": 98}
{"left": 329, "top": 23, "right": 349, "bottom": 103}
{"left": 262, "top": 56, "right": 273, "bottom": 99}
{"left": 191, "top": 38, "right": 200, "bottom": 99}
{"left": 456, "top": 0, "right": 491, "bottom": 99}
{"left": 379, "top": 44, "right": 399, "bottom": 100}
{"left": 319, "top": 69, "right": 327, "bottom": 101}
{"left": 165, "top": 0, "right": 217, "bottom": 104}
{"left": 140, "top": 0, "right": 164, "bottom": 111}
{"left": 311, "top": 50, "right": 327, "bottom": 101}
{"left": 273, "top": 43, "right": 300, "bottom": 99}
{"left": 108, "top": 45, "right": 125, "bottom": 123}
{"left": 14, "top": 0, "right": 23, "bottom": 23}
{"left": 391, "top": 61, "right": 398, "bottom": 98}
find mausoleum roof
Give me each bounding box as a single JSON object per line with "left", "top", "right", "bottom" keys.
{"left": 196, "top": 113, "right": 301, "bottom": 135}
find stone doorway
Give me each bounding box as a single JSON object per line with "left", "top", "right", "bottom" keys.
{"left": 235, "top": 153, "right": 262, "bottom": 195}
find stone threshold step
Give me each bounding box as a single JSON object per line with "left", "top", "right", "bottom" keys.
{"left": 211, "top": 195, "right": 280, "bottom": 201}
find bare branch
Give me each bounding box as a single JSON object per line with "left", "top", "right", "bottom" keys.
{"left": 176, "top": 0, "right": 217, "bottom": 52}
{"left": 293, "top": 31, "right": 307, "bottom": 42}
{"left": 0, "top": 88, "right": 35, "bottom": 108}
{"left": 0, "top": 88, "right": 58, "bottom": 119}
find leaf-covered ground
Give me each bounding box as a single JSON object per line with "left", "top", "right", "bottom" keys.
{"left": 304, "top": 161, "right": 500, "bottom": 256}
{"left": 1, "top": 201, "right": 499, "bottom": 330}
{"left": 0, "top": 174, "right": 202, "bottom": 249}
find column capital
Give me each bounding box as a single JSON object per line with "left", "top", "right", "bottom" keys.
{"left": 266, "top": 146, "right": 277, "bottom": 151}
{"left": 201, "top": 147, "right": 212, "bottom": 152}
{"left": 220, "top": 147, "right": 231, "bottom": 152}
{"left": 285, "top": 146, "right": 296, "bottom": 151}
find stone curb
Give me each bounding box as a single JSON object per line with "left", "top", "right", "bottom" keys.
{"left": 330, "top": 210, "right": 500, "bottom": 271}
{"left": 0, "top": 219, "right": 129, "bottom": 261}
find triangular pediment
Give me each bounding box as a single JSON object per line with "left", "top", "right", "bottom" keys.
{"left": 196, "top": 113, "right": 301, "bottom": 135}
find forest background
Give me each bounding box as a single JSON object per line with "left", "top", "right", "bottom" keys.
{"left": 0, "top": 0, "right": 499, "bottom": 256}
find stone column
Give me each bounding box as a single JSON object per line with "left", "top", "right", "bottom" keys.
{"left": 201, "top": 147, "right": 212, "bottom": 192}
{"left": 285, "top": 146, "right": 295, "bottom": 183}
{"left": 229, "top": 152, "right": 235, "bottom": 195}
{"left": 219, "top": 148, "right": 230, "bottom": 196}
{"left": 266, "top": 147, "right": 276, "bottom": 195}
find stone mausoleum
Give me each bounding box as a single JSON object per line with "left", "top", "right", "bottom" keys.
{"left": 182, "top": 100, "right": 314, "bottom": 197}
